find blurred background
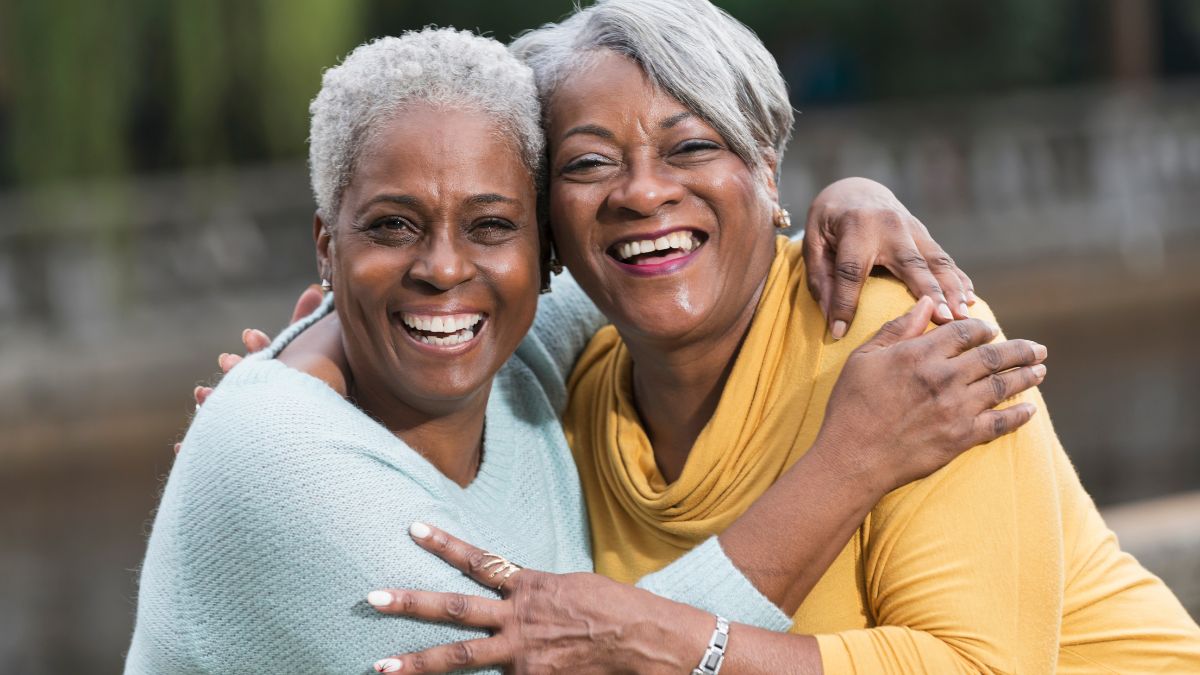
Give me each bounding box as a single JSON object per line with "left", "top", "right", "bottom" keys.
{"left": 1, "top": 0, "right": 1198, "bottom": 671}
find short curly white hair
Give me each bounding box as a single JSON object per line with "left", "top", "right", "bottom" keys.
{"left": 308, "top": 28, "right": 544, "bottom": 221}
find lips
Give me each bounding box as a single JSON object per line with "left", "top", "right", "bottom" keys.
{"left": 605, "top": 228, "right": 707, "bottom": 275}
{"left": 396, "top": 311, "right": 486, "bottom": 348}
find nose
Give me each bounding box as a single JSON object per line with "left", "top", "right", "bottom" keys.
{"left": 606, "top": 155, "right": 685, "bottom": 217}
{"left": 408, "top": 232, "right": 477, "bottom": 291}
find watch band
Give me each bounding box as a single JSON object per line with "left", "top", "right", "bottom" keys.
{"left": 692, "top": 615, "right": 730, "bottom": 675}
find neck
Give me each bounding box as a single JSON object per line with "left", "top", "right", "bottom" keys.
{"left": 624, "top": 278, "right": 767, "bottom": 484}
{"left": 350, "top": 372, "right": 491, "bottom": 488}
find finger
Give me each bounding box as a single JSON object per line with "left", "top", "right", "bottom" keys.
{"left": 217, "top": 352, "right": 242, "bottom": 373}
{"left": 906, "top": 230, "right": 962, "bottom": 320}
{"left": 194, "top": 385, "right": 212, "bottom": 406}
{"left": 410, "top": 522, "right": 524, "bottom": 592}
{"left": 241, "top": 328, "right": 271, "bottom": 353}
{"left": 827, "top": 242, "right": 879, "bottom": 340}
{"left": 291, "top": 285, "right": 324, "bottom": 324}
{"left": 953, "top": 339, "right": 1047, "bottom": 383}
{"left": 803, "top": 237, "right": 836, "bottom": 321}
{"left": 970, "top": 364, "right": 1047, "bottom": 409}
{"left": 971, "top": 401, "right": 1038, "bottom": 446}
{"left": 173, "top": 442, "right": 181, "bottom": 455}
{"left": 366, "top": 589, "right": 506, "bottom": 628}
{"left": 374, "top": 637, "right": 510, "bottom": 674}
{"left": 923, "top": 318, "right": 1000, "bottom": 358}
{"left": 858, "top": 296, "right": 935, "bottom": 351}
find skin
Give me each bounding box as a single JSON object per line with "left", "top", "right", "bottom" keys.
{"left": 313, "top": 103, "right": 541, "bottom": 486}
{"left": 185, "top": 52, "right": 1046, "bottom": 675}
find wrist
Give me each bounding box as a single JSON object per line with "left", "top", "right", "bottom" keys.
{"left": 807, "top": 432, "right": 889, "bottom": 504}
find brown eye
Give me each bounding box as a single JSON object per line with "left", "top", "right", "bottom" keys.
{"left": 561, "top": 153, "right": 612, "bottom": 174}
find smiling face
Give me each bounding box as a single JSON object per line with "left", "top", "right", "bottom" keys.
{"left": 546, "top": 51, "right": 781, "bottom": 346}
{"left": 318, "top": 103, "right": 541, "bottom": 412}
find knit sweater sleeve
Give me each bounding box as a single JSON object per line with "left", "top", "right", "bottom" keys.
{"left": 125, "top": 364, "right": 504, "bottom": 675}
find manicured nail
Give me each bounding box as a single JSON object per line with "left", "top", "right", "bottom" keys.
{"left": 410, "top": 522, "right": 431, "bottom": 539}
{"left": 218, "top": 353, "right": 229, "bottom": 368}
{"left": 966, "top": 289, "right": 978, "bottom": 304}
{"left": 1032, "top": 364, "right": 1047, "bottom": 379}
{"left": 831, "top": 320, "right": 847, "bottom": 340}
{"left": 1032, "top": 342, "right": 1047, "bottom": 360}
{"left": 937, "top": 303, "right": 953, "bottom": 321}
{"left": 985, "top": 321, "right": 1000, "bottom": 337}
{"left": 367, "top": 590, "right": 392, "bottom": 607}
{"left": 375, "top": 658, "right": 403, "bottom": 672}
{"left": 958, "top": 303, "right": 970, "bottom": 318}
{"left": 241, "top": 328, "right": 251, "bottom": 343}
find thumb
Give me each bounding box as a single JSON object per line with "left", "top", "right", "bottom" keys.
{"left": 860, "top": 296, "right": 934, "bottom": 351}
{"left": 290, "top": 284, "right": 324, "bottom": 324}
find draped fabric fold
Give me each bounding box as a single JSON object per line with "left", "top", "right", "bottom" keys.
{"left": 565, "top": 237, "right": 826, "bottom": 582}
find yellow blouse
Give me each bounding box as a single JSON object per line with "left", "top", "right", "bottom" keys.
{"left": 565, "top": 237, "right": 1200, "bottom": 673}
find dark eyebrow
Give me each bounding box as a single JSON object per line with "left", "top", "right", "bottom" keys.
{"left": 466, "top": 193, "right": 518, "bottom": 207}
{"left": 660, "top": 111, "right": 695, "bottom": 129}
{"left": 355, "top": 194, "right": 420, "bottom": 220}
{"left": 561, "top": 123, "right": 614, "bottom": 141}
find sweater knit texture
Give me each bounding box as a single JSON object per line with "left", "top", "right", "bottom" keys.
{"left": 125, "top": 273, "right": 789, "bottom": 675}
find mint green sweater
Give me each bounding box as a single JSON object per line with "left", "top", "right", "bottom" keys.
{"left": 125, "top": 276, "right": 789, "bottom": 674}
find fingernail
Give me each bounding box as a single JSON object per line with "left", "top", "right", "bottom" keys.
{"left": 218, "top": 353, "right": 229, "bottom": 368}
{"left": 831, "top": 320, "right": 847, "bottom": 340}
{"left": 937, "top": 303, "right": 953, "bottom": 321}
{"left": 193, "top": 386, "right": 203, "bottom": 398}
{"left": 367, "top": 590, "right": 392, "bottom": 607}
{"left": 985, "top": 321, "right": 1000, "bottom": 336}
{"left": 1032, "top": 364, "right": 1047, "bottom": 379}
{"left": 410, "top": 522, "right": 431, "bottom": 539}
{"left": 1032, "top": 342, "right": 1047, "bottom": 360}
{"left": 966, "top": 289, "right": 978, "bottom": 304}
{"left": 241, "top": 328, "right": 251, "bottom": 342}
{"left": 957, "top": 303, "right": 970, "bottom": 318}
{"left": 375, "top": 658, "right": 403, "bottom": 673}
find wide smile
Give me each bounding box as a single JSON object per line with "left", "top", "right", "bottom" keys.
{"left": 605, "top": 228, "right": 708, "bottom": 277}
{"left": 394, "top": 311, "right": 488, "bottom": 354}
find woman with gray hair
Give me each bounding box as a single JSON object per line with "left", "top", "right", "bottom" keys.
{"left": 363, "top": 1, "right": 1200, "bottom": 673}
{"left": 127, "top": 18, "right": 1053, "bottom": 675}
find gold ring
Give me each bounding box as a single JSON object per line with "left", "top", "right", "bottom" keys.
{"left": 481, "top": 553, "right": 522, "bottom": 591}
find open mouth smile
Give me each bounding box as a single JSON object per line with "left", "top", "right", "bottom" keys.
{"left": 606, "top": 229, "right": 707, "bottom": 274}
{"left": 396, "top": 312, "right": 487, "bottom": 349}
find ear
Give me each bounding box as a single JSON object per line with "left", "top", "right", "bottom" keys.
{"left": 314, "top": 211, "right": 334, "bottom": 282}
{"left": 758, "top": 147, "right": 780, "bottom": 205}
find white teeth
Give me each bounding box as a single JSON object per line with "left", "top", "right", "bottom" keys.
{"left": 400, "top": 312, "right": 483, "bottom": 335}
{"left": 415, "top": 329, "right": 475, "bottom": 346}
{"left": 614, "top": 232, "right": 701, "bottom": 261}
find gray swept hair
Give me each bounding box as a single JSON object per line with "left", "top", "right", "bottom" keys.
{"left": 309, "top": 28, "right": 544, "bottom": 222}
{"left": 510, "top": 0, "right": 794, "bottom": 177}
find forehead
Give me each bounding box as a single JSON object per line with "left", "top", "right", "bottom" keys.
{"left": 546, "top": 51, "right": 697, "bottom": 139}
{"left": 350, "top": 103, "right": 534, "bottom": 203}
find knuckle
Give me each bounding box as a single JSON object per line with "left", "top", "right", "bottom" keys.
{"left": 835, "top": 260, "right": 867, "bottom": 284}
{"left": 929, "top": 252, "right": 956, "bottom": 271}
{"left": 409, "top": 653, "right": 429, "bottom": 672}
{"left": 992, "top": 412, "right": 1008, "bottom": 438}
{"left": 448, "top": 642, "right": 473, "bottom": 666}
{"left": 445, "top": 593, "right": 469, "bottom": 619}
{"left": 978, "top": 344, "right": 1003, "bottom": 371}
{"left": 989, "top": 373, "right": 1008, "bottom": 402}
{"left": 896, "top": 248, "right": 929, "bottom": 271}
{"left": 466, "top": 551, "right": 488, "bottom": 575}
{"left": 951, "top": 321, "right": 973, "bottom": 350}
{"left": 878, "top": 210, "right": 904, "bottom": 230}
{"left": 399, "top": 591, "right": 418, "bottom": 614}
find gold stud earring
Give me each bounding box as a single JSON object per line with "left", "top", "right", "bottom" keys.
{"left": 774, "top": 207, "right": 792, "bottom": 229}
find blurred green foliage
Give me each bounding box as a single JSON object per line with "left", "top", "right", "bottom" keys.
{"left": 0, "top": 0, "right": 1196, "bottom": 188}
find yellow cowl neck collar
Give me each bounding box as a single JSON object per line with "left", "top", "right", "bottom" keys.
{"left": 565, "top": 236, "right": 827, "bottom": 582}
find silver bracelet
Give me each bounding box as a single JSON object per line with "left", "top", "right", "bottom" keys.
{"left": 692, "top": 615, "right": 730, "bottom": 675}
